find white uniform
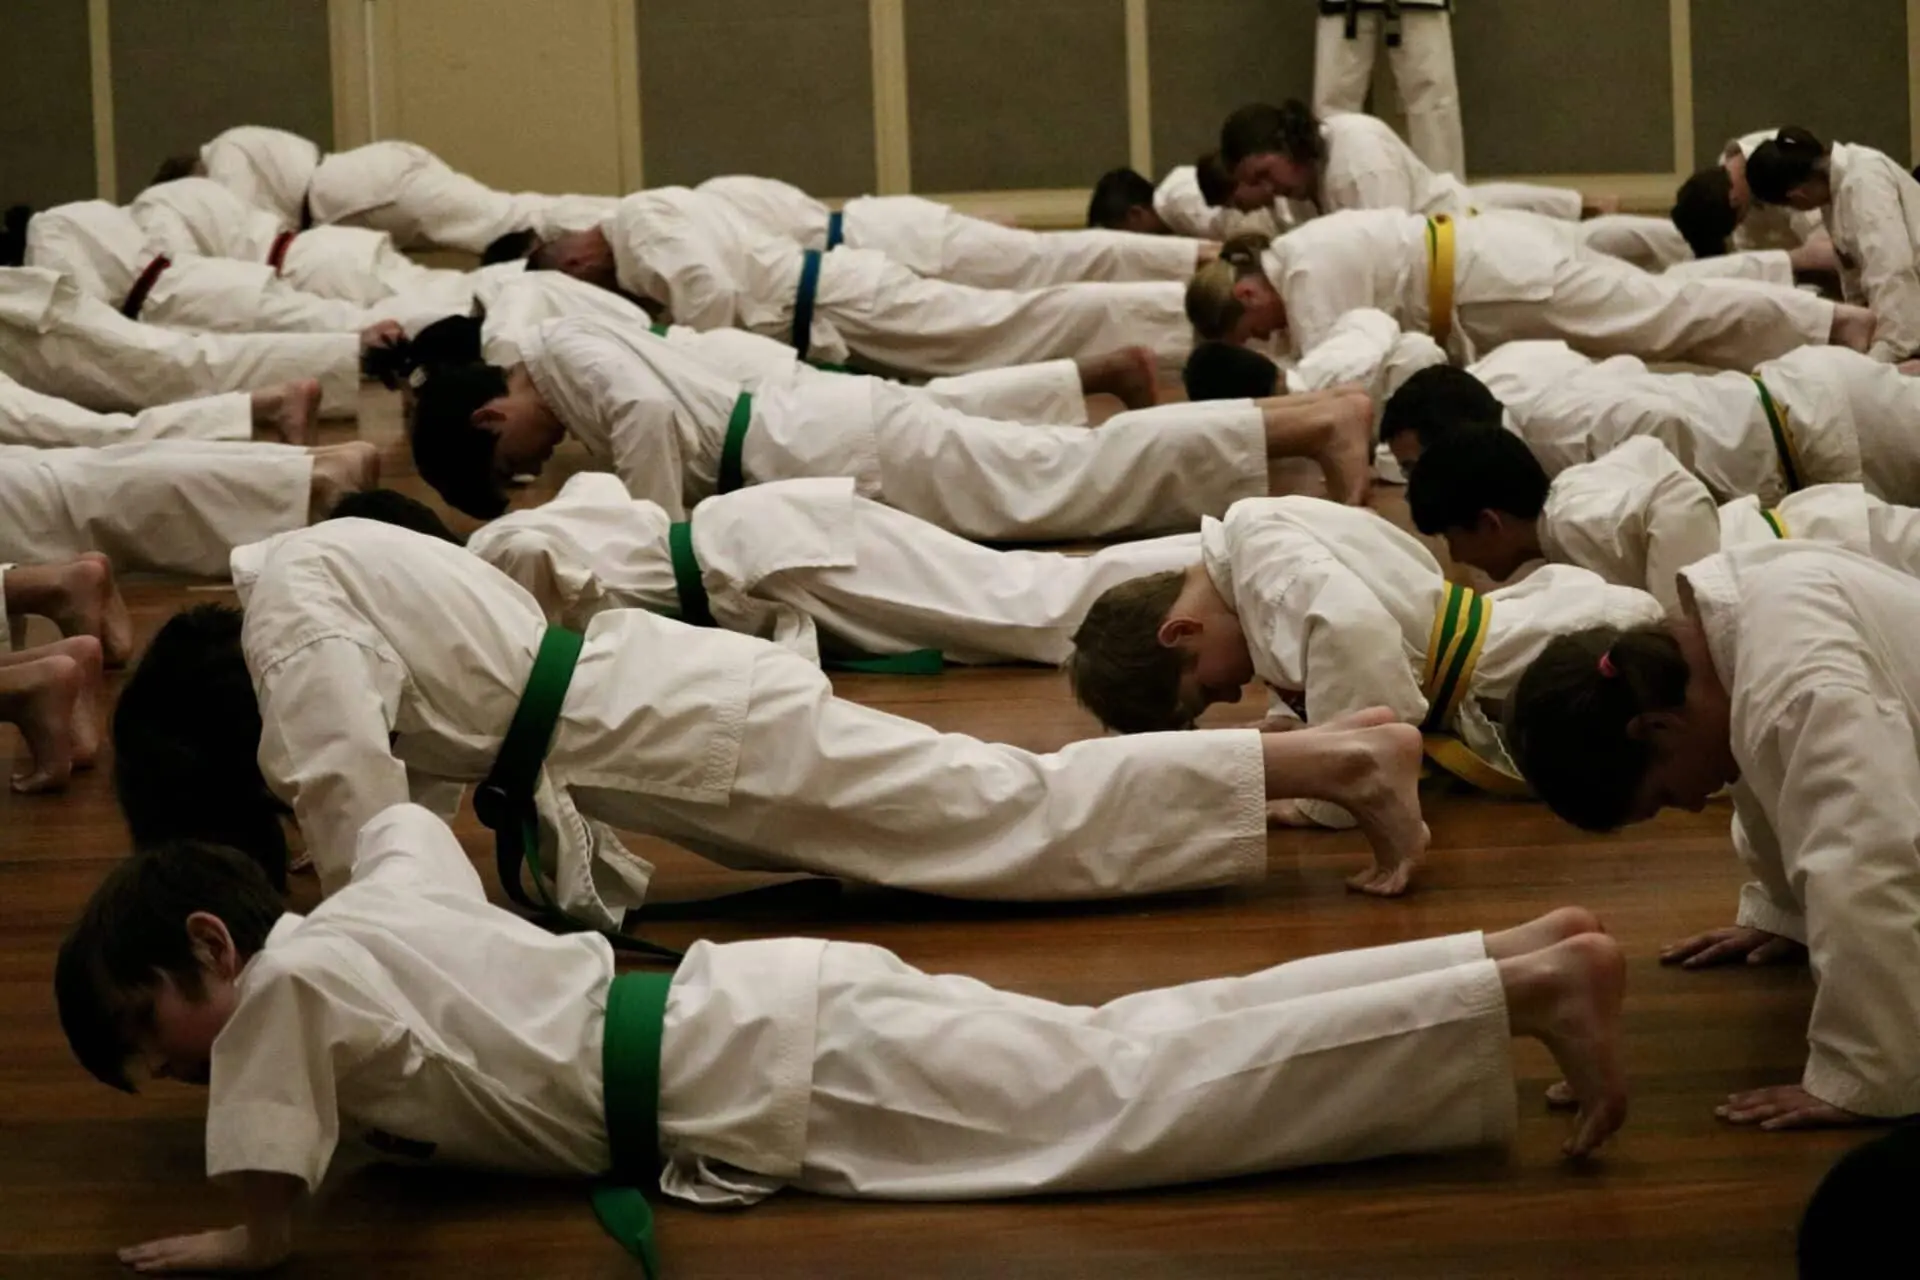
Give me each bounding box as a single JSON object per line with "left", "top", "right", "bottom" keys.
{"left": 0, "top": 267, "right": 360, "bottom": 417}
{"left": 211, "top": 803, "right": 1517, "bottom": 1210}
{"left": 1312, "top": 111, "right": 1579, "bottom": 222}
{"left": 23, "top": 200, "right": 403, "bottom": 336}
{"left": 200, "top": 126, "right": 618, "bottom": 254}
{"left": 603, "top": 188, "right": 1192, "bottom": 375}
{"left": 132, "top": 177, "right": 480, "bottom": 312}
{"left": 1264, "top": 208, "right": 1834, "bottom": 369}
{"left": 1152, "top": 166, "right": 1282, "bottom": 241}
{"left": 473, "top": 269, "right": 1089, "bottom": 426}
{"left": 1202, "top": 496, "right": 1663, "bottom": 824}
{"left": 1717, "top": 486, "right": 1920, "bottom": 583}
{"left": 1727, "top": 130, "right": 1825, "bottom": 254}
{"left": 1313, "top": 1, "right": 1465, "bottom": 177}
{"left": 1471, "top": 341, "right": 1920, "bottom": 506}
{"left": 1683, "top": 543, "right": 1920, "bottom": 1117}
{"left": 0, "top": 374, "right": 249, "bottom": 449}
{"left": 229, "top": 520, "right": 1273, "bottom": 927}
{"left": 1818, "top": 142, "right": 1920, "bottom": 362}
{"left": 696, "top": 176, "right": 1204, "bottom": 290}
{"left": 0, "top": 440, "right": 309, "bottom": 574}
{"left": 467, "top": 472, "right": 1201, "bottom": 666}
{"left": 521, "top": 316, "right": 1266, "bottom": 540}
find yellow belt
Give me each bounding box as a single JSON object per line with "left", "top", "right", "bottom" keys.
{"left": 1752, "top": 375, "right": 1805, "bottom": 494}
{"left": 1426, "top": 214, "right": 1457, "bottom": 352}
{"left": 1419, "top": 582, "right": 1530, "bottom": 797}
{"left": 1760, "top": 508, "right": 1791, "bottom": 539}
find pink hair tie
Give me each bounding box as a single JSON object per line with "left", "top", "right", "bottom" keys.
{"left": 1597, "top": 651, "right": 1617, "bottom": 678}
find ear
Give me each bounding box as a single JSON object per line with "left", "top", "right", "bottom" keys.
{"left": 184, "top": 911, "right": 241, "bottom": 980}
{"left": 1624, "top": 709, "right": 1687, "bottom": 745}
{"left": 1156, "top": 614, "right": 1202, "bottom": 649}
{"left": 1472, "top": 508, "right": 1505, "bottom": 536}
{"left": 470, "top": 399, "right": 510, "bottom": 431}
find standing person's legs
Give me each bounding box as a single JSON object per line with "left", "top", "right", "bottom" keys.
{"left": 1313, "top": 12, "right": 1378, "bottom": 116}
{"left": 1467, "top": 257, "right": 1840, "bottom": 368}
{"left": 783, "top": 919, "right": 1624, "bottom": 1198}
{"left": 1388, "top": 10, "right": 1466, "bottom": 177}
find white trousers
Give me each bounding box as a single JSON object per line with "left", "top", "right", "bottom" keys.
{"left": 573, "top": 652, "right": 1270, "bottom": 900}
{"left": 0, "top": 375, "right": 249, "bottom": 449}
{"left": 1314, "top": 10, "right": 1465, "bottom": 177}
{"left": 824, "top": 253, "right": 1193, "bottom": 375}
{"left": 1468, "top": 182, "right": 1582, "bottom": 221}
{"left": 766, "top": 931, "right": 1514, "bottom": 1198}
{"left": 1575, "top": 215, "right": 1694, "bottom": 272}
{"left": 747, "top": 496, "right": 1200, "bottom": 664}
{"left": 278, "top": 225, "right": 474, "bottom": 308}
{"left": 132, "top": 256, "right": 379, "bottom": 336}
{"left": 0, "top": 441, "right": 310, "bottom": 574}
{"left": 0, "top": 286, "right": 360, "bottom": 418}
{"left": 1462, "top": 260, "right": 1833, "bottom": 369}
{"left": 308, "top": 142, "right": 619, "bottom": 254}
{"left": 917, "top": 360, "right": 1087, "bottom": 425}
{"left": 865, "top": 392, "right": 1269, "bottom": 540}
{"left": 846, "top": 196, "right": 1203, "bottom": 290}
{"left": 1832, "top": 349, "right": 1920, "bottom": 504}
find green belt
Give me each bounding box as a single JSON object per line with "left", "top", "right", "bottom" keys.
{"left": 718, "top": 393, "right": 752, "bottom": 495}
{"left": 665, "top": 522, "right": 943, "bottom": 675}
{"left": 825, "top": 209, "right": 845, "bottom": 251}
{"left": 649, "top": 321, "right": 671, "bottom": 337}
{"left": 1761, "top": 507, "right": 1790, "bottom": 539}
{"left": 792, "top": 249, "right": 824, "bottom": 361}
{"left": 592, "top": 970, "right": 673, "bottom": 1279}
{"left": 1752, "top": 375, "right": 1804, "bottom": 493}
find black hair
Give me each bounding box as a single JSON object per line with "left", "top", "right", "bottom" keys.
{"left": 1219, "top": 100, "right": 1325, "bottom": 170}
{"left": 1505, "top": 625, "right": 1690, "bottom": 832}
{"left": 1183, "top": 341, "right": 1280, "bottom": 400}
{"left": 1670, "top": 167, "right": 1738, "bottom": 259}
{"left": 409, "top": 363, "right": 512, "bottom": 519}
{"left": 407, "top": 313, "right": 485, "bottom": 373}
{"left": 1378, "top": 364, "right": 1504, "bottom": 446}
{"left": 1745, "top": 127, "right": 1827, "bottom": 206}
{"left": 1798, "top": 1127, "right": 1920, "bottom": 1278}
{"left": 150, "top": 154, "right": 200, "bottom": 186}
{"left": 324, "top": 488, "right": 466, "bottom": 544}
{"left": 111, "top": 604, "right": 291, "bottom": 890}
{"left": 482, "top": 229, "right": 539, "bottom": 266}
{"left": 1, "top": 204, "right": 31, "bottom": 267}
{"left": 526, "top": 239, "right": 565, "bottom": 273}
{"left": 1087, "top": 168, "right": 1157, "bottom": 229}
{"left": 55, "top": 838, "right": 283, "bottom": 1092}
{"left": 1406, "top": 426, "right": 1550, "bottom": 534}
{"left": 1195, "top": 151, "right": 1235, "bottom": 207}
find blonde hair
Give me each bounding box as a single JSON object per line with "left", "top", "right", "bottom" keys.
{"left": 1065, "top": 571, "right": 1192, "bottom": 734}
{"left": 1185, "top": 235, "right": 1271, "bottom": 341}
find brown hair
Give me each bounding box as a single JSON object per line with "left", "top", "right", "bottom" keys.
{"left": 1066, "top": 571, "right": 1193, "bottom": 734}
{"left": 1184, "top": 235, "right": 1270, "bottom": 341}
{"left": 1504, "top": 624, "right": 1690, "bottom": 832}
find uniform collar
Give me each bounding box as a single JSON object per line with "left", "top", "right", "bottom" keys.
{"left": 1678, "top": 553, "right": 1742, "bottom": 695}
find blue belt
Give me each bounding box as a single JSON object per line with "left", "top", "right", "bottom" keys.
{"left": 826, "top": 209, "right": 845, "bottom": 251}
{"left": 792, "top": 249, "right": 824, "bottom": 361}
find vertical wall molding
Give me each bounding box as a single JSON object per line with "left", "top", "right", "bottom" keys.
{"left": 613, "top": 0, "right": 644, "bottom": 190}
{"left": 1124, "top": 0, "right": 1153, "bottom": 175}
{"left": 870, "top": 0, "right": 911, "bottom": 192}
{"left": 1668, "top": 0, "right": 1694, "bottom": 175}
{"left": 328, "top": 0, "right": 373, "bottom": 148}
{"left": 87, "top": 0, "right": 117, "bottom": 200}
{"left": 1909, "top": 0, "right": 1920, "bottom": 160}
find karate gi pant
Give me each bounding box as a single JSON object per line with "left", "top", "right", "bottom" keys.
{"left": 127, "top": 256, "right": 387, "bottom": 337}
{"left": 844, "top": 196, "right": 1203, "bottom": 290}
{"left": 1461, "top": 259, "right": 1833, "bottom": 370}
{"left": 663, "top": 931, "right": 1516, "bottom": 1201}
{"left": 739, "top": 497, "right": 1200, "bottom": 664}
{"left": 0, "top": 441, "right": 310, "bottom": 575}
{"left": 1575, "top": 215, "right": 1695, "bottom": 272}
{"left": 573, "top": 645, "right": 1271, "bottom": 900}
{"left": 0, "top": 376, "right": 249, "bottom": 449}
{"left": 918, "top": 359, "right": 1087, "bottom": 425}
{"left": 861, "top": 392, "right": 1269, "bottom": 540}
{"left": 1467, "top": 183, "right": 1582, "bottom": 221}
{"left": 823, "top": 251, "right": 1192, "bottom": 375}
{"left": 0, "top": 286, "right": 360, "bottom": 418}
{"left": 307, "top": 142, "right": 619, "bottom": 254}
{"left": 1313, "top": 10, "right": 1465, "bottom": 177}
{"left": 277, "top": 225, "right": 475, "bottom": 309}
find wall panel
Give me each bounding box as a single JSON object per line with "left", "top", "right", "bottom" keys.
{"left": 111, "top": 0, "right": 332, "bottom": 196}
{"left": 1691, "top": 0, "right": 1908, "bottom": 167}
{"left": 637, "top": 0, "right": 874, "bottom": 196}
{"left": 1, "top": 0, "right": 95, "bottom": 207}
{"left": 1147, "top": 1, "right": 1317, "bottom": 180}
{"left": 905, "top": 0, "right": 1129, "bottom": 191}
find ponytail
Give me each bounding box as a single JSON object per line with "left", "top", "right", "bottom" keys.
{"left": 1745, "top": 127, "right": 1827, "bottom": 206}
{"left": 1505, "top": 625, "right": 1690, "bottom": 832}
{"left": 1, "top": 204, "right": 32, "bottom": 267}
{"left": 1185, "top": 235, "right": 1270, "bottom": 341}
{"left": 1219, "top": 100, "right": 1325, "bottom": 170}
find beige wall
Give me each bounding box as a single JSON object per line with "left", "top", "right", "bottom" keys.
{"left": 11, "top": 0, "right": 1916, "bottom": 221}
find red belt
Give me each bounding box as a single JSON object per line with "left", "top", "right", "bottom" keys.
{"left": 266, "top": 231, "right": 296, "bottom": 274}
{"left": 121, "top": 255, "right": 172, "bottom": 319}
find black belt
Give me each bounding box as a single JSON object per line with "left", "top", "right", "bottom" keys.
{"left": 121, "top": 255, "right": 172, "bottom": 319}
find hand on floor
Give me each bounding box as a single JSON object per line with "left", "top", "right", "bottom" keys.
{"left": 120, "top": 1226, "right": 273, "bottom": 1273}
{"left": 1659, "top": 925, "right": 1804, "bottom": 969}
{"left": 1717, "top": 1085, "right": 1869, "bottom": 1131}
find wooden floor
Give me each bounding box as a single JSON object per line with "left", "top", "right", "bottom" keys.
{"left": 0, "top": 386, "right": 1857, "bottom": 1279}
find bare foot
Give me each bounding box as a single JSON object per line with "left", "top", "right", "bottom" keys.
{"left": 23, "top": 635, "right": 103, "bottom": 767}
{"left": 1484, "top": 906, "right": 1606, "bottom": 962}
{"left": 251, "top": 378, "right": 323, "bottom": 446}
{"left": 1899, "top": 358, "right": 1920, "bottom": 377}
{"left": 307, "top": 442, "right": 382, "bottom": 521}
{"left": 0, "top": 653, "right": 84, "bottom": 793}
{"left": 1323, "top": 718, "right": 1429, "bottom": 895}
{"left": 1501, "top": 933, "right": 1629, "bottom": 1157}
{"left": 1078, "top": 346, "right": 1161, "bottom": 411}
{"left": 1829, "top": 304, "right": 1876, "bottom": 353}
{"left": 40, "top": 555, "right": 133, "bottom": 667}
{"left": 1315, "top": 389, "right": 1376, "bottom": 506}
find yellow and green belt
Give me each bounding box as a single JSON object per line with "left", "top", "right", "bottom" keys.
{"left": 1426, "top": 213, "right": 1456, "bottom": 352}
{"left": 1418, "top": 582, "right": 1530, "bottom": 797}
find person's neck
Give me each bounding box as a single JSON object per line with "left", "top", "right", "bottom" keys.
{"left": 1670, "top": 615, "right": 1733, "bottom": 770}
{"left": 1513, "top": 515, "right": 1545, "bottom": 564}
{"left": 1179, "top": 560, "right": 1233, "bottom": 619}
